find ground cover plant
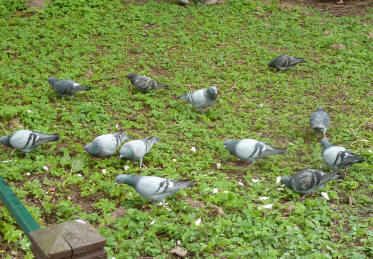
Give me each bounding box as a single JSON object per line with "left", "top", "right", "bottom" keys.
{"left": 0, "top": 0, "right": 372, "bottom": 258}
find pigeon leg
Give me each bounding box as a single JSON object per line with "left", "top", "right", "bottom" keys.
{"left": 199, "top": 109, "right": 205, "bottom": 114}
{"left": 299, "top": 195, "right": 307, "bottom": 201}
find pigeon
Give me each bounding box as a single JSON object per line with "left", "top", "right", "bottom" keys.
{"left": 309, "top": 106, "right": 331, "bottom": 138}
{"left": 268, "top": 55, "right": 306, "bottom": 71}
{"left": 47, "top": 77, "right": 91, "bottom": 97}
{"left": 321, "top": 138, "right": 365, "bottom": 174}
{"left": 126, "top": 73, "right": 168, "bottom": 93}
{"left": 115, "top": 174, "right": 194, "bottom": 202}
{"left": 224, "top": 138, "right": 285, "bottom": 164}
{"left": 84, "top": 131, "right": 130, "bottom": 158}
{"left": 281, "top": 169, "right": 345, "bottom": 195}
{"left": 178, "top": 86, "right": 218, "bottom": 114}
{"left": 0, "top": 130, "right": 60, "bottom": 153}
{"left": 119, "top": 136, "right": 160, "bottom": 167}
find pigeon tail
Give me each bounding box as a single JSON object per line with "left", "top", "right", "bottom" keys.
{"left": 332, "top": 174, "right": 346, "bottom": 180}
{"left": 117, "top": 131, "right": 130, "bottom": 142}
{"left": 0, "top": 135, "right": 11, "bottom": 147}
{"left": 267, "top": 148, "right": 286, "bottom": 156}
{"left": 173, "top": 179, "right": 195, "bottom": 190}
{"left": 155, "top": 84, "right": 169, "bottom": 90}
{"left": 40, "top": 134, "right": 60, "bottom": 142}
{"left": 74, "top": 85, "right": 91, "bottom": 92}
{"left": 147, "top": 136, "right": 160, "bottom": 144}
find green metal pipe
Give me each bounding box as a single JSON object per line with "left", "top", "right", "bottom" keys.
{"left": 0, "top": 176, "right": 41, "bottom": 238}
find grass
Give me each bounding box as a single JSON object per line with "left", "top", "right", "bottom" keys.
{"left": 0, "top": 0, "right": 372, "bottom": 258}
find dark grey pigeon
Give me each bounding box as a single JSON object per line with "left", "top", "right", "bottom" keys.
{"left": 178, "top": 86, "right": 218, "bottom": 114}
{"left": 224, "top": 138, "right": 285, "bottom": 164}
{"left": 321, "top": 138, "right": 365, "bottom": 174}
{"left": 119, "top": 136, "right": 160, "bottom": 167}
{"left": 48, "top": 77, "right": 91, "bottom": 97}
{"left": 310, "top": 106, "right": 331, "bottom": 138}
{"left": 268, "top": 55, "right": 306, "bottom": 71}
{"left": 115, "top": 174, "right": 194, "bottom": 202}
{"left": 126, "top": 73, "right": 168, "bottom": 93}
{"left": 0, "top": 130, "right": 60, "bottom": 153}
{"left": 84, "top": 131, "right": 130, "bottom": 158}
{"left": 281, "top": 169, "right": 345, "bottom": 195}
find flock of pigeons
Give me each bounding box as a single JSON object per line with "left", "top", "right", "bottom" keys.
{"left": 0, "top": 55, "right": 366, "bottom": 203}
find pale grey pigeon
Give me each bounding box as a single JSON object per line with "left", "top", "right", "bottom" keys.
{"left": 119, "top": 136, "right": 160, "bottom": 167}
{"left": 126, "top": 73, "right": 168, "bottom": 93}
{"left": 310, "top": 106, "right": 331, "bottom": 138}
{"left": 84, "top": 131, "right": 130, "bottom": 158}
{"left": 47, "top": 77, "right": 91, "bottom": 97}
{"left": 321, "top": 138, "right": 365, "bottom": 174}
{"left": 115, "top": 174, "right": 194, "bottom": 202}
{"left": 0, "top": 130, "right": 60, "bottom": 153}
{"left": 268, "top": 55, "right": 306, "bottom": 70}
{"left": 178, "top": 86, "right": 218, "bottom": 114}
{"left": 224, "top": 138, "right": 285, "bottom": 164}
{"left": 281, "top": 169, "right": 345, "bottom": 195}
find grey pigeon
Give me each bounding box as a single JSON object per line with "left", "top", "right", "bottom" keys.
{"left": 119, "top": 136, "right": 160, "bottom": 167}
{"left": 115, "top": 174, "right": 194, "bottom": 202}
{"left": 321, "top": 138, "right": 365, "bottom": 174}
{"left": 310, "top": 106, "right": 331, "bottom": 138}
{"left": 47, "top": 77, "right": 91, "bottom": 97}
{"left": 126, "top": 73, "right": 168, "bottom": 93}
{"left": 268, "top": 55, "right": 306, "bottom": 71}
{"left": 178, "top": 86, "right": 218, "bottom": 114}
{"left": 84, "top": 131, "right": 130, "bottom": 158}
{"left": 224, "top": 138, "right": 285, "bottom": 164}
{"left": 0, "top": 130, "right": 60, "bottom": 153}
{"left": 281, "top": 169, "right": 345, "bottom": 195}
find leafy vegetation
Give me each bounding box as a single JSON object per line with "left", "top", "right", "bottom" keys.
{"left": 0, "top": 0, "right": 372, "bottom": 258}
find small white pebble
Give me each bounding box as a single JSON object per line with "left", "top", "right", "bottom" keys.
{"left": 172, "top": 158, "right": 177, "bottom": 162}
{"left": 276, "top": 187, "right": 284, "bottom": 191}
{"left": 252, "top": 178, "right": 260, "bottom": 183}
{"left": 27, "top": 110, "right": 32, "bottom": 113}
{"left": 191, "top": 146, "right": 197, "bottom": 152}
{"left": 77, "top": 174, "right": 82, "bottom": 177}
{"left": 112, "top": 257, "right": 116, "bottom": 259}
{"left": 115, "top": 124, "right": 119, "bottom": 129}
{"left": 124, "top": 166, "right": 129, "bottom": 171}
{"left": 238, "top": 181, "right": 244, "bottom": 186}
{"left": 212, "top": 188, "right": 219, "bottom": 194}
{"left": 321, "top": 192, "right": 329, "bottom": 200}
{"left": 3, "top": 160, "right": 11, "bottom": 163}
{"left": 195, "top": 218, "right": 201, "bottom": 226}
{"left": 258, "top": 204, "right": 273, "bottom": 210}
{"left": 45, "top": 191, "right": 48, "bottom": 194}
{"left": 368, "top": 150, "right": 372, "bottom": 153}
{"left": 43, "top": 165, "right": 49, "bottom": 172}
{"left": 259, "top": 196, "right": 269, "bottom": 200}
{"left": 67, "top": 196, "right": 72, "bottom": 200}
{"left": 258, "top": 103, "right": 264, "bottom": 108}
{"left": 150, "top": 220, "right": 156, "bottom": 225}
{"left": 102, "top": 169, "right": 107, "bottom": 174}
{"left": 75, "top": 219, "right": 87, "bottom": 224}
{"left": 276, "top": 176, "right": 282, "bottom": 184}
{"left": 166, "top": 208, "right": 171, "bottom": 211}
{"left": 216, "top": 162, "right": 222, "bottom": 169}
{"left": 223, "top": 190, "right": 228, "bottom": 194}
{"left": 26, "top": 172, "right": 31, "bottom": 176}
{"left": 177, "top": 240, "right": 181, "bottom": 246}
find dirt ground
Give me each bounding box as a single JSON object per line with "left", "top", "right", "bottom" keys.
{"left": 26, "top": 0, "right": 373, "bottom": 17}
{"left": 279, "top": 0, "right": 373, "bottom": 17}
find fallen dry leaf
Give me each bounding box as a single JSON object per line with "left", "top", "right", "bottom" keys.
{"left": 368, "top": 31, "right": 373, "bottom": 39}
{"left": 170, "top": 246, "right": 187, "bottom": 258}
{"left": 329, "top": 43, "right": 345, "bottom": 50}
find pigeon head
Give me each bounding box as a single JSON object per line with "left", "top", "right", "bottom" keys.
{"left": 115, "top": 174, "right": 136, "bottom": 186}
{"left": 0, "top": 135, "right": 11, "bottom": 147}
{"left": 207, "top": 86, "right": 218, "bottom": 100}
{"left": 224, "top": 139, "right": 234, "bottom": 149}
{"left": 84, "top": 142, "right": 97, "bottom": 154}
{"left": 47, "top": 77, "right": 57, "bottom": 83}
{"left": 280, "top": 176, "right": 291, "bottom": 187}
{"left": 316, "top": 106, "right": 323, "bottom": 112}
{"left": 126, "top": 73, "right": 138, "bottom": 81}
{"left": 320, "top": 138, "right": 332, "bottom": 151}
